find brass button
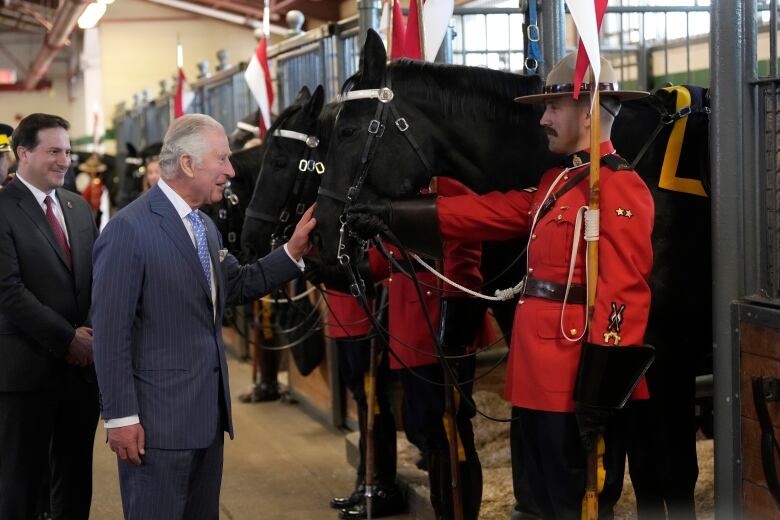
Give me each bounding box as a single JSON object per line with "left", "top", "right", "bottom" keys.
{"left": 556, "top": 214, "right": 563, "bottom": 220}
{"left": 518, "top": 299, "right": 525, "bottom": 305}
{"left": 570, "top": 328, "right": 577, "bottom": 335}
{"left": 528, "top": 267, "right": 534, "bottom": 273}
{"left": 389, "top": 250, "right": 394, "bottom": 256}
{"left": 563, "top": 175, "right": 569, "bottom": 180}
{"left": 388, "top": 277, "right": 393, "bottom": 283}
{"left": 531, "top": 234, "right": 537, "bottom": 240}
{"left": 425, "top": 290, "right": 432, "bottom": 296}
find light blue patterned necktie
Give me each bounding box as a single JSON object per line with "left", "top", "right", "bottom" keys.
{"left": 186, "top": 210, "right": 212, "bottom": 290}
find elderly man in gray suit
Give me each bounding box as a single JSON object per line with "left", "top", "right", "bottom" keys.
{"left": 92, "top": 114, "right": 316, "bottom": 520}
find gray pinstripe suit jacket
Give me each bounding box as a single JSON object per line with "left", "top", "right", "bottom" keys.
{"left": 92, "top": 185, "right": 300, "bottom": 449}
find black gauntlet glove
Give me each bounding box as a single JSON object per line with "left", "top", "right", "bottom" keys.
{"left": 345, "top": 195, "right": 444, "bottom": 259}
{"left": 573, "top": 341, "right": 656, "bottom": 451}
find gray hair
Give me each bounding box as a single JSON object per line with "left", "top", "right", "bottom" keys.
{"left": 158, "top": 114, "right": 224, "bottom": 180}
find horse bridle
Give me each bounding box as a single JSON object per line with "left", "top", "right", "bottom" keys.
{"left": 243, "top": 127, "right": 325, "bottom": 249}
{"left": 316, "top": 72, "right": 433, "bottom": 276}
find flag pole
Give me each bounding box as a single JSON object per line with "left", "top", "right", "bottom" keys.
{"left": 416, "top": 0, "right": 426, "bottom": 60}
{"left": 385, "top": 0, "right": 393, "bottom": 61}
{"left": 263, "top": 0, "right": 271, "bottom": 39}
{"left": 583, "top": 65, "right": 601, "bottom": 520}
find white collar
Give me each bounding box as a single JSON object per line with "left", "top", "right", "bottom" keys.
{"left": 157, "top": 178, "right": 195, "bottom": 219}
{"left": 15, "top": 171, "right": 57, "bottom": 208}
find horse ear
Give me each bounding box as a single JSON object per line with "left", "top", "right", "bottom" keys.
{"left": 306, "top": 85, "right": 325, "bottom": 117}
{"left": 359, "top": 29, "right": 387, "bottom": 82}
{"left": 294, "top": 86, "right": 312, "bottom": 105}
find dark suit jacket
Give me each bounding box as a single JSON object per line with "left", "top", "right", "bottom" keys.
{"left": 92, "top": 185, "right": 300, "bottom": 450}
{"left": 0, "top": 179, "right": 98, "bottom": 392}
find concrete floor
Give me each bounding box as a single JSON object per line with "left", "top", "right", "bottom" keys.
{"left": 89, "top": 356, "right": 412, "bottom": 520}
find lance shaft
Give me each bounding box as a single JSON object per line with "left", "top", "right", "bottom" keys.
{"left": 431, "top": 175, "right": 464, "bottom": 520}
{"left": 583, "top": 67, "right": 601, "bottom": 520}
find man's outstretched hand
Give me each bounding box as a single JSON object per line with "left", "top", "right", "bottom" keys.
{"left": 345, "top": 200, "right": 392, "bottom": 239}
{"left": 286, "top": 205, "right": 317, "bottom": 260}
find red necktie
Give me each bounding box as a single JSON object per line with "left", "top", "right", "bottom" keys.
{"left": 44, "top": 195, "right": 72, "bottom": 265}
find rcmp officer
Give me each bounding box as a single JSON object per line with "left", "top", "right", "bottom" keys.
{"left": 348, "top": 53, "right": 655, "bottom": 519}
{"left": 0, "top": 123, "right": 13, "bottom": 185}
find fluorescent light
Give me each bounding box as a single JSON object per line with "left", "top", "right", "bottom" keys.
{"left": 78, "top": 3, "right": 107, "bottom": 29}
{"left": 96, "top": 0, "right": 115, "bottom": 4}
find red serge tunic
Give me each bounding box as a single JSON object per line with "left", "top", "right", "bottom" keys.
{"left": 382, "top": 178, "right": 485, "bottom": 370}
{"left": 436, "top": 141, "right": 654, "bottom": 412}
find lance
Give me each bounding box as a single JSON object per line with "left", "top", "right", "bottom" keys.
{"left": 364, "top": 339, "right": 378, "bottom": 520}
{"left": 582, "top": 65, "right": 601, "bottom": 520}
{"left": 430, "top": 175, "right": 464, "bottom": 520}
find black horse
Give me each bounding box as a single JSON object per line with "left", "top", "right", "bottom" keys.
{"left": 312, "top": 30, "right": 710, "bottom": 517}
{"left": 241, "top": 85, "right": 327, "bottom": 260}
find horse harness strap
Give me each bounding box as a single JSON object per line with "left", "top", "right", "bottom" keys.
{"left": 752, "top": 376, "right": 780, "bottom": 508}
{"left": 628, "top": 89, "right": 694, "bottom": 171}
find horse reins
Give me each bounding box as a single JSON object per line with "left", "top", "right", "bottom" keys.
{"left": 243, "top": 126, "right": 325, "bottom": 250}
{"left": 317, "top": 71, "right": 433, "bottom": 280}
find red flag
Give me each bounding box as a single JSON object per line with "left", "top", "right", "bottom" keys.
{"left": 404, "top": 0, "right": 423, "bottom": 60}
{"left": 245, "top": 37, "right": 274, "bottom": 138}
{"left": 173, "top": 67, "right": 193, "bottom": 118}
{"left": 390, "top": 0, "right": 407, "bottom": 60}
{"left": 572, "top": 0, "right": 608, "bottom": 100}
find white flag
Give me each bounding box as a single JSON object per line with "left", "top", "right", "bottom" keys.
{"left": 244, "top": 37, "right": 273, "bottom": 136}
{"left": 423, "top": 0, "right": 454, "bottom": 62}
{"left": 565, "top": 0, "right": 601, "bottom": 109}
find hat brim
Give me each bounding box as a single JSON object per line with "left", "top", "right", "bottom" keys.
{"left": 0, "top": 145, "right": 9, "bottom": 153}
{"left": 515, "top": 90, "right": 650, "bottom": 104}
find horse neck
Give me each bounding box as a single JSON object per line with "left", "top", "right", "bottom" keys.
{"left": 407, "top": 99, "right": 551, "bottom": 193}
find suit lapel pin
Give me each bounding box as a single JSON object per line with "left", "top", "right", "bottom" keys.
{"left": 66, "top": 201, "right": 73, "bottom": 209}
{"left": 218, "top": 248, "right": 228, "bottom": 263}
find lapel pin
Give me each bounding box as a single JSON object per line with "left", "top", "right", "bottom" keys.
{"left": 66, "top": 201, "right": 73, "bottom": 209}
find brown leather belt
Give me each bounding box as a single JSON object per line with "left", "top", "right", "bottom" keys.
{"left": 522, "top": 276, "right": 586, "bottom": 304}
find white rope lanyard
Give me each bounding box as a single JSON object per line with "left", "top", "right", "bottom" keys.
{"left": 410, "top": 163, "right": 590, "bottom": 302}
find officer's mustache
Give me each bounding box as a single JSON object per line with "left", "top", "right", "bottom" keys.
{"left": 543, "top": 127, "right": 558, "bottom": 137}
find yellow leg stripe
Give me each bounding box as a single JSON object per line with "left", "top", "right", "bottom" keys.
{"left": 363, "top": 374, "right": 380, "bottom": 415}
{"left": 442, "top": 388, "right": 466, "bottom": 462}
{"left": 580, "top": 435, "right": 606, "bottom": 520}
{"left": 261, "top": 299, "right": 273, "bottom": 340}
{"left": 659, "top": 86, "right": 708, "bottom": 198}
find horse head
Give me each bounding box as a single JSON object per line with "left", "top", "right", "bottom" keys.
{"left": 229, "top": 108, "right": 263, "bottom": 150}
{"left": 313, "top": 28, "right": 555, "bottom": 265}
{"left": 241, "top": 85, "right": 326, "bottom": 261}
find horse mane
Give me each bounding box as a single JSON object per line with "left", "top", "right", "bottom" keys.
{"left": 388, "top": 60, "right": 544, "bottom": 124}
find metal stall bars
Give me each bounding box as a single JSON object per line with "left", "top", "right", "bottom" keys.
{"left": 189, "top": 63, "right": 256, "bottom": 138}
{"left": 600, "top": 4, "right": 711, "bottom": 91}
{"left": 268, "top": 15, "right": 360, "bottom": 107}
{"left": 728, "top": 1, "right": 780, "bottom": 516}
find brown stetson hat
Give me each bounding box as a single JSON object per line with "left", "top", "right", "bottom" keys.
{"left": 515, "top": 52, "right": 649, "bottom": 104}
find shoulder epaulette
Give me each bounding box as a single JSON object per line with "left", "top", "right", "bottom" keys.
{"left": 601, "top": 153, "right": 631, "bottom": 171}
{"left": 522, "top": 186, "right": 538, "bottom": 193}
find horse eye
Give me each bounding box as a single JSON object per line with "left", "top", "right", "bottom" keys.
{"left": 339, "top": 127, "right": 356, "bottom": 138}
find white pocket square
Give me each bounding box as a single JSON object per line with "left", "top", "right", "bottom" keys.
{"left": 218, "top": 249, "right": 228, "bottom": 263}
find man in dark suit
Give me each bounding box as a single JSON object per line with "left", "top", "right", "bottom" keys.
{"left": 92, "top": 114, "right": 316, "bottom": 520}
{"left": 0, "top": 113, "right": 100, "bottom": 519}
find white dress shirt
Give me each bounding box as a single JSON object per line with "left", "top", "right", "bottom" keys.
{"left": 15, "top": 172, "right": 69, "bottom": 244}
